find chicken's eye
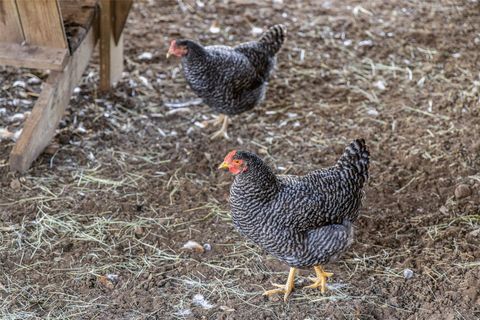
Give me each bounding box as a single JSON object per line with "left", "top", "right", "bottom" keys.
{"left": 233, "top": 160, "right": 242, "bottom": 165}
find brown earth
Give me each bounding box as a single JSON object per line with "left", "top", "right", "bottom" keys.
{"left": 1, "top": 0, "right": 479, "bottom": 319}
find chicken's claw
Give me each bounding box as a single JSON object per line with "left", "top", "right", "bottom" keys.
{"left": 209, "top": 114, "right": 230, "bottom": 140}
{"left": 304, "top": 266, "right": 333, "bottom": 294}
{"left": 263, "top": 267, "right": 296, "bottom": 302}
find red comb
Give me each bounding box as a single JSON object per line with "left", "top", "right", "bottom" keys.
{"left": 224, "top": 150, "right": 237, "bottom": 163}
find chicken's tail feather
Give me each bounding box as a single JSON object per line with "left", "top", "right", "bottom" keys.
{"left": 259, "top": 24, "right": 286, "bottom": 56}
{"left": 336, "top": 139, "right": 370, "bottom": 186}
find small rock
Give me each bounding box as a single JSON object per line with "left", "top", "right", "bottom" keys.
{"left": 219, "top": 305, "right": 235, "bottom": 312}
{"left": 12, "top": 129, "right": 22, "bottom": 141}
{"left": 98, "top": 275, "right": 115, "bottom": 289}
{"left": 87, "top": 152, "right": 95, "bottom": 162}
{"left": 9, "top": 113, "right": 26, "bottom": 122}
{"left": 138, "top": 76, "right": 152, "bottom": 89}
{"left": 403, "top": 268, "right": 414, "bottom": 279}
{"left": 194, "top": 121, "right": 206, "bottom": 129}
{"left": 12, "top": 80, "right": 26, "bottom": 88}
{"left": 44, "top": 143, "right": 60, "bottom": 155}
{"left": 439, "top": 205, "right": 448, "bottom": 215}
{"left": 251, "top": 26, "right": 263, "bottom": 35}
{"left": 468, "top": 229, "right": 480, "bottom": 237}
{"left": 455, "top": 184, "right": 471, "bottom": 199}
{"left": 106, "top": 274, "right": 119, "bottom": 284}
{"left": 138, "top": 52, "right": 153, "bottom": 60}
{"left": 266, "top": 293, "right": 281, "bottom": 302}
{"left": 373, "top": 80, "right": 386, "bottom": 91}
{"left": 182, "top": 240, "right": 205, "bottom": 253}
{"left": 0, "top": 128, "right": 14, "bottom": 140}
{"left": 203, "top": 243, "right": 212, "bottom": 251}
{"left": 209, "top": 21, "right": 220, "bottom": 34}
{"left": 134, "top": 226, "right": 144, "bottom": 236}
{"left": 10, "top": 179, "right": 21, "bottom": 190}
{"left": 358, "top": 39, "right": 374, "bottom": 47}
{"left": 27, "top": 77, "right": 41, "bottom": 85}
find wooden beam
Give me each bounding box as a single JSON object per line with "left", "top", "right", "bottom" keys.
{"left": 0, "top": 43, "right": 68, "bottom": 70}
{"left": 15, "top": 0, "right": 67, "bottom": 48}
{"left": 99, "top": 0, "right": 123, "bottom": 92}
{"left": 58, "top": 0, "right": 98, "bottom": 26}
{"left": 0, "top": 0, "right": 25, "bottom": 42}
{"left": 9, "top": 21, "right": 98, "bottom": 173}
{"left": 112, "top": 0, "right": 132, "bottom": 45}
{"left": 58, "top": 0, "right": 98, "bottom": 53}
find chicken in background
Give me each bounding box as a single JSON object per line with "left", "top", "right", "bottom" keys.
{"left": 218, "top": 139, "right": 370, "bottom": 301}
{"left": 167, "top": 24, "right": 286, "bottom": 139}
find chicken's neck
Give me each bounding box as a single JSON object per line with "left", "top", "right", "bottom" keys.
{"left": 182, "top": 40, "right": 207, "bottom": 62}
{"left": 232, "top": 164, "right": 279, "bottom": 200}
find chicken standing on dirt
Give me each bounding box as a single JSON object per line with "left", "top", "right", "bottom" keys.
{"left": 167, "top": 25, "right": 286, "bottom": 139}
{"left": 218, "top": 139, "right": 370, "bottom": 301}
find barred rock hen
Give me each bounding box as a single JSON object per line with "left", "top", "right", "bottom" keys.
{"left": 218, "top": 139, "right": 370, "bottom": 301}
{"left": 167, "top": 25, "right": 286, "bottom": 139}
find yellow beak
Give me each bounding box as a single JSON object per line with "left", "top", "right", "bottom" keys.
{"left": 218, "top": 162, "right": 229, "bottom": 170}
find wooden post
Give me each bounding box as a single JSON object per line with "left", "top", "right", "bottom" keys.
{"left": 9, "top": 24, "right": 98, "bottom": 173}
{"left": 99, "top": 0, "right": 124, "bottom": 92}
{"left": 112, "top": 0, "right": 132, "bottom": 45}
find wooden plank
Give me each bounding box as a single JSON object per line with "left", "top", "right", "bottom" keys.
{"left": 0, "top": 0, "right": 24, "bottom": 42}
{"left": 9, "top": 20, "right": 98, "bottom": 173}
{"left": 0, "top": 43, "right": 68, "bottom": 70}
{"left": 59, "top": 0, "right": 97, "bottom": 29}
{"left": 99, "top": 0, "right": 123, "bottom": 92}
{"left": 58, "top": 0, "right": 98, "bottom": 52}
{"left": 112, "top": 0, "right": 132, "bottom": 45}
{"left": 16, "top": 0, "right": 67, "bottom": 48}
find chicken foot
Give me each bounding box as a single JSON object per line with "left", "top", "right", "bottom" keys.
{"left": 263, "top": 267, "right": 296, "bottom": 302}
{"left": 209, "top": 114, "right": 230, "bottom": 140}
{"left": 304, "top": 265, "right": 333, "bottom": 293}
{"left": 200, "top": 114, "right": 231, "bottom": 139}
{"left": 201, "top": 114, "right": 225, "bottom": 127}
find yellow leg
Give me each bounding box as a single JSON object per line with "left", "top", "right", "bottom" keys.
{"left": 202, "top": 114, "right": 225, "bottom": 127}
{"left": 304, "top": 266, "right": 333, "bottom": 293}
{"left": 263, "top": 267, "right": 296, "bottom": 302}
{"left": 210, "top": 114, "right": 230, "bottom": 140}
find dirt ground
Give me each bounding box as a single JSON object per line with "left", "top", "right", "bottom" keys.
{"left": 1, "top": 0, "right": 480, "bottom": 319}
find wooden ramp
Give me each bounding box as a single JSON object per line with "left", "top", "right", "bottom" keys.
{"left": 0, "top": 0, "right": 132, "bottom": 172}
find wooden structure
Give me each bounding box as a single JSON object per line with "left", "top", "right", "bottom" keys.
{"left": 0, "top": 0, "right": 132, "bottom": 172}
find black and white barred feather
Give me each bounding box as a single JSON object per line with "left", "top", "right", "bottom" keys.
{"left": 258, "top": 24, "right": 286, "bottom": 56}
{"left": 228, "top": 139, "right": 370, "bottom": 268}
{"left": 176, "top": 25, "right": 286, "bottom": 115}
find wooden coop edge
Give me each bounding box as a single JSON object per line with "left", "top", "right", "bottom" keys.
{"left": 0, "top": 43, "right": 69, "bottom": 71}
{"left": 9, "top": 22, "right": 99, "bottom": 173}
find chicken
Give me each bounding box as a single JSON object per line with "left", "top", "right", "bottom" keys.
{"left": 167, "top": 25, "right": 286, "bottom": 139}
{"left": 218, "top": 139, "right": 370, "bottom": 301}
